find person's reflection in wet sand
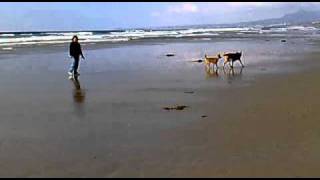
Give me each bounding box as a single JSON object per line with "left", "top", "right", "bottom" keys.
{"left": 69, "top": 76, "right": 86, "bottom": 117}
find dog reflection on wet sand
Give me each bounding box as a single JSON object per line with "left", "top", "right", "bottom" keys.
{"left": 223, "top": 66, "right": 244, "bottom": 82}
{"left": 205, "top": 65, "right": 219, "bottom": 78}
{"left": 204, "top": 65, "right": 244, "bottom": 80}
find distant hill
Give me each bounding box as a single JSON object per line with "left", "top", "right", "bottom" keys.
{"left": 239, "top": 10, "right": 320, "bottom": 26}
{"left": 153, "top": 10, "right": 320, "bottom": 30}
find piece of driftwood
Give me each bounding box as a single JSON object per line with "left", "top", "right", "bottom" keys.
{"left": 166, "top": 53, "right": 175, "bottom": 57}
{"left": 190, "top": 59, "right": 203, "bottom": 63}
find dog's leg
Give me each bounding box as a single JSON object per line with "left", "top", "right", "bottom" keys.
{"left": 223, "top": 61, "right": 228, "bottom": 69}
{"left": 228, "top": 68, "right": 232, "bottom": 76}
{"left": 206, "top": 63, "right": 210, "bottom": 70}
{"left": 227, "top": 59, "right": 232, "bottom": 68}
{"left": 239, "top": 59, "right": 244, "bottom": 67}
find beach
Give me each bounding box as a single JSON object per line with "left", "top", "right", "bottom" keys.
{"left": 0, "top": 37, "right": 320, "bottom": 177}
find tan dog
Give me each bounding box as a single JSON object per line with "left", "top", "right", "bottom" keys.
{"left": 204, "top": 53, "right": 222, "bottom": 69}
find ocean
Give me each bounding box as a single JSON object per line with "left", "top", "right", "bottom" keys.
{"left": 0, "top": 25, "right": 319, "bottom": 47}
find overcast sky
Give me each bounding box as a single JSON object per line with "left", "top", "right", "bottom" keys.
{"left": 1, "top": 2, "right": 320, "bottom": 32}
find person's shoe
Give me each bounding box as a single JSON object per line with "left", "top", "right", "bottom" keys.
{"left": 74, "top": 72, "right": 80, "bottom": 76}
{"left": 68, "top": 71, "right": 73, "bottom": 76}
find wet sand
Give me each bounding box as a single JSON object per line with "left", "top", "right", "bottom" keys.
{"left": 144, "top": 70, "right": 320, "bottom": 177}
{"left": 0, "top": 37, "right": 320, "bottom": 177}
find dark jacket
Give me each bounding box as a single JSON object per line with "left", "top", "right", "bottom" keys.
{"left": 69, "top": 42, "right": 83, "bottom": 58}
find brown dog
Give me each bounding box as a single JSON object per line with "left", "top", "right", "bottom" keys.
{"left": 204, "top": 53, "right": 222, "bottom": 69}
{"left": 223, "top": 51, "right": 244, "bottom": 68}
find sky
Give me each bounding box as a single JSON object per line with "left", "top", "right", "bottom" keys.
{"left": 1, "top": 2, "right": 320, "bottom": 32}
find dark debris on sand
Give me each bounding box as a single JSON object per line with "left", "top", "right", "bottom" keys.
{"left": 163, "top": 105, "right": 189, "bottom": 111}
{"left": 190, "top": 59, "right": 203, "bottom": 63}
{"left": 184, "top": 91, "right": 194, "bottom": 94}
{"left": 166, "top": 53, "right": 175, "bottom": 57}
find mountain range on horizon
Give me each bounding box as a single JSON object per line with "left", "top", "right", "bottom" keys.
{"left": 156, "top": 9, "right": 320, "bottom": 30}
{"left": 239, "top": 9, "right": 320, "bottom": 26}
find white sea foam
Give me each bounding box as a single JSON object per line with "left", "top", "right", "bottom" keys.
{"left": 287, "top": 26, "right": 317, "bottom": 31}
{"left": 0, "top": 36, "right": 130, "bottom": 47}
{"left": 0, "top": 26, "right": 318, "bottom": 47}
{"left": 200, "top": 38, "right": 212, "bottom": 41}
{"left": 20, "top": 33, "right": 33, "bottom": 36}
{"left": 0, "top": 34, "right": 15, "bottom": 37}
{"left": 45, "top": 32, "right": 94, "bottom": 36}
{"left": 1, "top": 47, "right": 13, "bottom": 50}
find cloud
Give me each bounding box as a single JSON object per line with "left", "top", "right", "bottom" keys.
{"left": 167, "top": 3, "right": 199, "bottom": 14}
{"left": 151, "top": 12, "right": 161, "bottom": 17}
{"left": 150, "top": 3, "right": 200, "bottom": 26}
{"left": 226, "top": 2, "right": 279, "bottom": 7}
{"left": 147, "top": 2, "right": 320, "bottom": 28}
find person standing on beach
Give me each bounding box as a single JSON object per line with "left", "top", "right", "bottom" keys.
{"left": 69, "top": 35, "right": 85, "bottom": 76}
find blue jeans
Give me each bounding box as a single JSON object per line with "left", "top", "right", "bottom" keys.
{"left": 69, "top": 56, "right": 80, "bottom": 74}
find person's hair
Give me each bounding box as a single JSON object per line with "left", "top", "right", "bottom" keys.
{"left": 72, "top": 35, "right": 79, "bottom": 41}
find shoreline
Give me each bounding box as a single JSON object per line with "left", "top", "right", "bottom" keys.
{"left": 0, "top": 34, "right": 318, "bottom": 50}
